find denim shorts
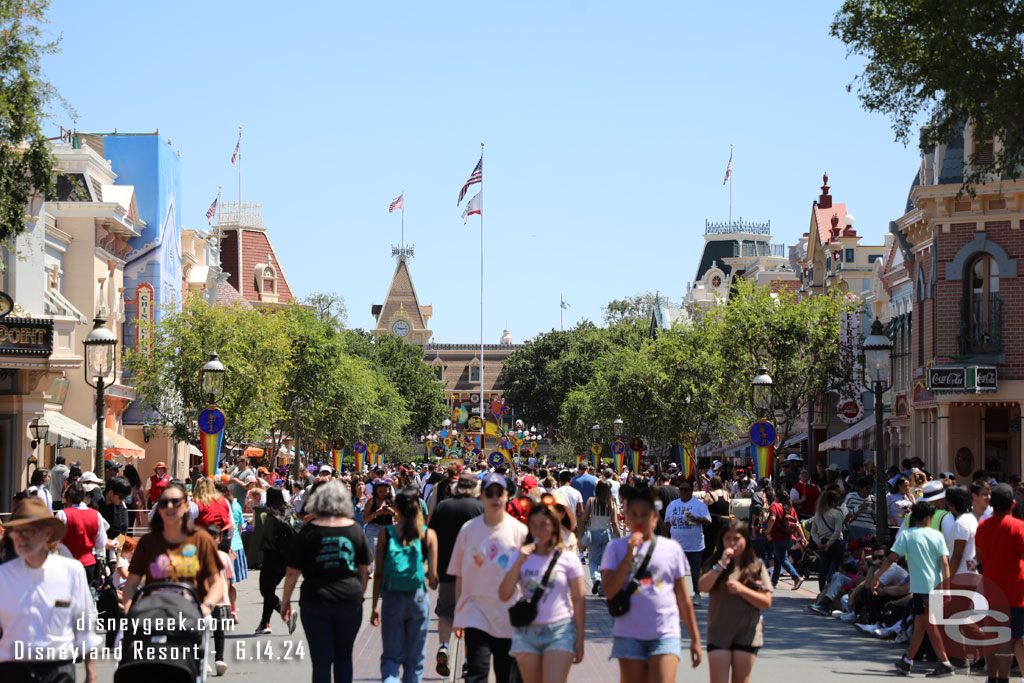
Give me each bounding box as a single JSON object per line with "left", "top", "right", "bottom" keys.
{"left": 511, "top": 618, "right": 576, "bottom": 655}
{"left": 610, "top": 636, "right": 681, "bottom": 660}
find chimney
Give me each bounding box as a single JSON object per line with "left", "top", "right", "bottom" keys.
{"left": 818, "top": 172, "right": 832, "bottom": 209}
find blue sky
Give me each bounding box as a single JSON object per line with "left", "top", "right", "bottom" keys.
{"left": 45, "top": 1, "right": 919, "bottom": 343}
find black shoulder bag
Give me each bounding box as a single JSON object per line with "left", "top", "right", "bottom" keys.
{"left": 508, "top": 550, "right": 562, "bottom": 627}
{"left": 606, "top": 535, "right": 657, "bottom": 617}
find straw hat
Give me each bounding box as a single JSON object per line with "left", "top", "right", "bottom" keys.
{"left": 2, "top": 497, "right": 66, "bottom": 542}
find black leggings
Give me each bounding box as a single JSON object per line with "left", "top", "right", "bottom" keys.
{"left": 817, "top": 542, "right": 844, "bottom": 592}
{"left": 259, "top": 551, "right": 287, "bottom": 626}
{"left": 464, "top": 627, "right": 520, "bottom": 683}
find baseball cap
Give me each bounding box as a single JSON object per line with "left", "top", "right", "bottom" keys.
{"left": 826, "top": 464, "right": 840, "bottom": 472}
{"left": 104, "top": 460, "right": 122, "bottom": 470}
{"left": 319, "top": 465, "right": 333, "bottom": 474}
{"left": 456, "top": 473, "right": 478, "bottom": 489}
{"left": 921, "top": 480, "right": 946, "bottom": 502}
{"left": 520, "top": 475, "right": 538, "bottom": 491}
{"left": 481, "top": 473, "right": 507, "bottom": 491}
{"left": 940, "top": 471, "right": 955, "bottom": 479}
{"left": 991, "top": 483, "right": 1014, "bottom": 512}
{"left": 786, "top": 454, "right": 803, "bottom": 462}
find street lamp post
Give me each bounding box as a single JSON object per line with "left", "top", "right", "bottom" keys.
{"left": 750, "top": 366, "right": 775, "bottom": 481}
{"left": 863, "top": 317, "right": 894, "bottom": 546}
{"left": 83, "top": 316, "right": 117, "bottom": 476}
{"left": 199, "top": 352, "right": 227, "bottom": 480}
{"left": 591, "top": 423, "right": 602, "bottom": 471}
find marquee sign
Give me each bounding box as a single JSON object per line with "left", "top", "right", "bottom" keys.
{"left": 135, "top": 283, "right": 155, "bottom": 355}
{"left": 0, "top": 318, "right": 53, "bottom": 356}
{"left": 928, "top": 366, "right": 998, "bottom": 393}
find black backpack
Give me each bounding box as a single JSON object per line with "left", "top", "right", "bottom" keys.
{"left": 270, "top": 513, "right": 299, "bottom": 555}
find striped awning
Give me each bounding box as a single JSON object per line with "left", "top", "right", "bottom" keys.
{"left": 104, "top": 428, "right": 145, "bottom": 459}
{"left": 818, "top": 415, "right": 888, "bottom": 452}
{"left": 725, "top": 440, "right": 750, "bottom": 460}
{"left": 43, "top": 410, "right": 96, "bottom": 450}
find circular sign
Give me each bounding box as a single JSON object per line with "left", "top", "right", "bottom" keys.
{"left": 488, "top": 451, "right": 504, "bottom": 467}
{"left": 198, "top": 408, "right": 225, "bottom": 435}
{"left": 432, "top": 445, "right": 446, "bottom": 457}
{"left": 443, "top": 436, "right": 453, "bottom": 448}
{"left": 590, "top": 443, "right": 602, "bottom": 456}
{"left": 612, "top": 441, "right": 626, "bottom": 456}
{"left": 628, "top": 438, "right": 644, "bottom": 452}
{"left": 749, "top": 421, "right": 777, "bottom": 448}
{"left": 0, "top": 292, "right": 13, "bottom": 318}
{"left": 467, "top": 416, "right": 482, "bottom": 431}
{"left": 839, "top": 400, "right": 861, "bottom": 419}
{"left": 354, "top": 442, "right": 367, "bottom": 454}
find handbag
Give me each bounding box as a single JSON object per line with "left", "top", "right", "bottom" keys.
{"left": 508, "top": 550, "right": 562, "bottom": 627}
{"left": 579, "top": 530, "right": 592, "bottom": 548}
{"left": 606, "top": 535, "right": 657, "bottom": 617}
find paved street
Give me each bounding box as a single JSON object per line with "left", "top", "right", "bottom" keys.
{"left": 83, "top": 568, "right": 922, "bottom": 682}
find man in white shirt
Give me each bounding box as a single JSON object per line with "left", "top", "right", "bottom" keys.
{"left": 0, "top": 496, "right": 100, "bottom": 682}
{"left": 664, "top": 479, "right": 711, "bottom": 604}
{"left": 554, "top": 470, "right": 584, "bottom": 519}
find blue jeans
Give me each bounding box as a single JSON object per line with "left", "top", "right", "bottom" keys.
{"left": 588, "top": 529, "right": 613, "bottom": 589}
{"left": 380, "top": 587, "right": 430, "bottom": 683}
{"left": 301, "top": 601, "right": 363, "bottom": 683}
{"left": 770, "top": 539, "right": 800, "bottom": 586}
{"left": 684, "top": 550, "right": 704, "bottom": 596}
{"left": 366, "top": 523, "right": 383, "bottom": 570}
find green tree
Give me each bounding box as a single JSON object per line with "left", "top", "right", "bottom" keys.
{"left": 603, "top": 291, "right": 678, "bottom": 325}
{"left": 0, "top": 0, "right": 67, "bottom": 245}
{"left": 831, "top": 0, "right": 1024, "bottom": 188}
{"left": 303, "top": 291, "right": 347, "bottom": 331}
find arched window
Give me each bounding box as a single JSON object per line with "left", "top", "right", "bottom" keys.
{"left": 964, "top": 254, "right": 1001, "bottom": 352}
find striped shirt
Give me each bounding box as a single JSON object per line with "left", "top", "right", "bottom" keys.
{"left": 843, "top": 491, "right": 875, "bottom": 528}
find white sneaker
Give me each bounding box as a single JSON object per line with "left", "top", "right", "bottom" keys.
{"left": 840, "top": 594, "right": 849, "bottom": 611}
{"left": 692, "top": 594, "right": 702, "bottom": 606}
{"left": 855, "top": 622, "right": 878, "bottom": 635}
{"left": 895, "top": 629, "right": 911, "bottom": 644}
{"left": 873, "top": 626, "right": 897, "bottom": 639}
{"left": 215, "top": 661, "right": 227, "bottom": 676}
{"left": 830, "top": 610, "right": 844, "bottom": 618}
{"left": 839, "top": 611, "right": 858, "bottom": 623}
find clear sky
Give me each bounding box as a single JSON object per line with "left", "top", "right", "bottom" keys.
{"left": 45, "top": 1, "right": 919, "bottom": 343}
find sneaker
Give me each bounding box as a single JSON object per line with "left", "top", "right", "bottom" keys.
{"left": 287, "top": 611, "right": 298, "bottom": 635}
{"left": 895, "top": 658, "right": 912, "bottom": 676}
{"left": 592, "top": 580, "right": 601, "bottom": 596}
{"left": 839, "top": 611, "right": 858, "bottom": 623}
{"left": 926, "top": 662, "right": 955, "bottom": 677}
{"left": 808, "top": 603, "right": 829, "bottom": 615}
{"left": 792, "top": 576, "right": 805, "bottom": 591}
{"left": 855, "top": 622, "right": 879, "bottom": 635}
{"left": 874, "top": 626, "right": 897, "bottom": 639}
{"left": 254, "top": 623, "right": 271, "bottom": 635}
{"left": 840, "top": 594, "right": 849, "bottom": 611}
{"left": 436, "top": 648, "right": 450, "bottom": 677}
{"left": 692, "top": 594, "right": 701, "bottom": 606}
{"left": 215, "top": 661, "right": 228, "bottom": 676}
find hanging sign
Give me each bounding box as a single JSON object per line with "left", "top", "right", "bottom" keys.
{"left": 198, "top": 407, "right": 227, "bottom": 479}
{"left": 354, "top": 441, "right": 367, "bottom": 471}
{"left": 135, "top": 283, "right": 155, "bottom": 355}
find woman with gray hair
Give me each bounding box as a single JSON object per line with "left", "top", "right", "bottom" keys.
{"left": 281, "top": 480, "right": 372, "bottom": 683}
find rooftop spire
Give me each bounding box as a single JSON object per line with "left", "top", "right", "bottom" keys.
{"left": 818, "top": 172, "right": 832, "bottom": 209}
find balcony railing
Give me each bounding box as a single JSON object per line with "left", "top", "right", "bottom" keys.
{"left": 217, "top": 201, "right": 262, "bottom": 228}
{"left": 959, "top": 293, "right": 1002, "bottom": 354}
{"left": 705, "top": 219, "right": 771, "bottom": 236}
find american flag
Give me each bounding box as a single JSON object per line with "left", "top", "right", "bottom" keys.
{"left": 722, "top": 148, "right": 732, "bottom": 185}
{"left": 231, "top": 137, "right": 240, "bottom": 166}
{"left": 389, "top": 194, "right": 404, "bottom": 213}
{"left": 206, "top": 197, "right": 218, "bottom": 224}
{"left": 458, "top": 156, "right": 483, "bottom": 205}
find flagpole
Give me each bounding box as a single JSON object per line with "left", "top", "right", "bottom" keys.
{"left": 560, "top": 293, "right": 564, "bottom": 331}
{"left": 401, "top": 187, "right": 405, "bottom": 251}
{"left": 479, "top": 143, "right": 485, "bottom": 420}
{"left": 237, "top": 126, "right": 243, "bottom": 207}
{"left": 728, "top": 143, "right": 733, "bottom": 229}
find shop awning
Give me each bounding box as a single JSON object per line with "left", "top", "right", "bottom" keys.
{"left": 724, "top": 440, "right": 750, "bottom": 460}
{"left": 818, "top": 415, "right": 888, "bottom": 452}
{"left": 781, "top": 432, "right": 808, "bottom": 450}
{"left": 189, "top": 444, "right": 201, "bottom": 457}
{"left": 696, "top": 441, "right": 716, "bottom": 459}
{"left": 243, "top": 446, "right": 264, "bottom": 459}
{"left": 104, "top": 428, "right": 145, "bottom": 459}
{"left": 43, "top": 410, "right": 95, "bottom": 450}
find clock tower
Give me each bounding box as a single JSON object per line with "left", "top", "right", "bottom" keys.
{"left": 370, "top": 253, "right": 432, "bottom": 346}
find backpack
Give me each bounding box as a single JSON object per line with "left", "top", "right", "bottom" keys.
{"left": 269, "top": 513, "right": 299, "bottom": 556}
{"left": 783, "top": 509, "right": 799, "bottom": 536}
{"left": 384, "top": 525, "right": 425, "bottom": 592}
{"left": 754, "top": 503, "right": 771, "bottom": 536}
{"left": 750, "top": 493, "right": 765, "bottom": 532}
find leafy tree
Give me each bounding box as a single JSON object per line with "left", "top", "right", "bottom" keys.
{"left": 303, "top": 291, "right": 347, "bottom": 331}
{"left": 603, "top": 291, "right": 678, "bottom": 325}
{"left": 0, "top": 0, "right": 67, "bottom": 245}
{"left": 831, "top": 0, "right": 1024, "bottom": 188}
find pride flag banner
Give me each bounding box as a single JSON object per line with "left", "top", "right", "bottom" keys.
{"left": 198, "top": 407, "right": 226, "bottom": 479}
{"left": 590, "top": 443, "right": 602, "bottom": 470}
{"left": 611, "top": 440, "right": 626, "bottom": 474}
{"left": 367, "top": 443, "right": 380, "bottom": 467}
{"left": 332, "top": 447, "right": 344, "bottom": 472}
{"left": 354, "top": 442, "right": 367, "bottom": 472}
{"left": 576, "top": 453, "right": 584, "bottom": 469}
{"left": 749, "top": 421, "right": 777, "bottom": 481}
{"left": 680, "top": 443, "right": 695, "bottom": 479}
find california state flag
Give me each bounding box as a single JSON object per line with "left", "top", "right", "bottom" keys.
{"left": 461, "top": 191, "right": 482, "bottom": 224}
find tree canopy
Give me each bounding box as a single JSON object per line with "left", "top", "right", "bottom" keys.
{"left": 831, "top": 0, "right": 1024, "bottom": 188}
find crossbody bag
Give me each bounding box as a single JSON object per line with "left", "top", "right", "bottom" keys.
{"left": 508, "top": 550, "right": 562, "bottom": 627}
{"left": 606, "top": 535, "right": 657, "bottom": 617}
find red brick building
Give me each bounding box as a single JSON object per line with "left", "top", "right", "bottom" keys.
{"left": 216, "top": 202, "right": 295, "bottom": 307}
{"left": 895, "top": 124, "right": 1023, "bottom": 480}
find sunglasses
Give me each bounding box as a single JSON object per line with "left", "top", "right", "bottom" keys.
{"left": 482, "top": 487, "right": 505, "bottom": 498}
{"left": 157, "top": 497, "right": 186, "bottom": 509}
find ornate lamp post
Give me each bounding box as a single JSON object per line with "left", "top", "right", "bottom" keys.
{"left": 863, "top": 317, "right": 894, "bottom": 545}
{"left": 750, "top": 366, "right": 776, "bottom": 481}
{"left": 83, "top": 316, "right": 117, "bottom": 476}
{"left": 591, "top": 423, "right": 602, "bottom": 470}
{"left": 199, "top": 351, "right": 228, "bottom": 480}
{"left": 201, "top": 351, "right": 226, "bottom": 404}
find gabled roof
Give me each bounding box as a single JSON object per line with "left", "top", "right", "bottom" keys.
{"left": 812, "top": 202, "right": 848, "bottom": 247}
{"left": 374, "top": 257, "right": 428, "bottom": 329}
{"left": 214, "top": 281, "right": 252, "bottom": 308}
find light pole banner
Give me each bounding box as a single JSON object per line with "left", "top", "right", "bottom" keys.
{"left": 354, "top": 442, "right": 367, "bottom": 472}
{"left": 198, "top": 407, "right": 226, "bottom": 479}
{"left": 628, "top": 438, "right": 644, "bottom": 473}
{"left": 332, "top": 447, "right": 344, "bottom": 473}
{"left": 590, "top": 442, "right": 602, "bottom": 470}
{"left": 367, "top": 443, "right": 380, "bottom": 467}
{"left": 612, "top": 440, "right": 626, "bottom": 474}
{"left": 749, "top": 421, "right": 776, "bottom": 481}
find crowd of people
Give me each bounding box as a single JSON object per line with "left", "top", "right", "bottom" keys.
{"left": 2, "top": 449, "right": 1023, "bottom": 683}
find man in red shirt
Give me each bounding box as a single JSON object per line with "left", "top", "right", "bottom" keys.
{"left": 791, "top": 468, "right": 821, "bottom": 517}
{"left": 145, "top": 461, "right": 170, "bottom": 506}
{"left": 975, "top": 483, "right": 1024, "bottom": 680}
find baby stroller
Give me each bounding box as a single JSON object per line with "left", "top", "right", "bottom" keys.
{"left": 115, "top": 582, "right": 210, "bottom": 683}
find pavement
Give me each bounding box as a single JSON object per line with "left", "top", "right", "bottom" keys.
{"left": 79, "top": 562, "right": 945, "bottom": 682}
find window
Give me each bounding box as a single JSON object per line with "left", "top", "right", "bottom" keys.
{"left": 964, "top": 254, "right": 1001, "bottom": 352}
{"left": 954, "top": 200, "right": 972, "bottom": 213}
{"left": 988, "top": 198, "right": 1006, "bottom": 211}
{"left": 868, "top": 254, "right": 882, "bottom": 264}
{"left": 975, "top": 140, "right": 994, "bottom": 167}
{"left": 469, "top": 365, "right": 480, "bottom": 382}
{"left": 845, "top": 249, "right": 855, "bottom": 263}
{"left": 434, "top": 366, "right": 443, "bottom": 381}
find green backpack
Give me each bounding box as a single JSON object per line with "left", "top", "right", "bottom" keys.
{"left": 384, "top": 525, "right": 425, "bottom": 592}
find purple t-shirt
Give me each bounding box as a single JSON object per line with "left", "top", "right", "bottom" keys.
{"left": 600, "top": 536, "right": 689, "bottom": 640}
{"left": 518, "top": 550, "right": 584, "bottom": 625}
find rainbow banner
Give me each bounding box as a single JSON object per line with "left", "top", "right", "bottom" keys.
{"left": 367, "top": 443, "right": 380, "bottom": 467}
{"left": 576, "top": 453, "right": 584, "bottom": 468}
{"left": 198, "top": 407, "right": 226, "bottom": 479}
{"left": 354, "top": 441, "right": 367, "bottom": 472}
{"left": 680, "top": 443, "right": 695, "bottom": 479}
{"left": 590, "top": 442, "right": 602, "bottom": 470}
{"left": 749, "top": 421, "right": 777, "bottom": 481}
{"left": 628, "top": 447, "right": 641, "bottom": 473}
{"left": 611, "top": 440, "right": 626, "bottom": 474}
{"left": 332, "top": 447, "right": 344, "bottom": 473}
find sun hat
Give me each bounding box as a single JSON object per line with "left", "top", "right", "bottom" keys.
{"left": 2, "top": 496, "right": 66, "bottom": 542}
{"left": 921, "top": 480, "right": 946, "bottom": 502}
{"left": 154, "top": 461, "right": 167, "bottom": 470}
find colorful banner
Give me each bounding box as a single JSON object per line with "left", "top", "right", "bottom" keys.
{"left": 332, "top": 447, "right": 344, "bottom": 473}
{"left": 198, "top": 407, "right": 226, "bottom": 479}
{"left": 354, "top": 441, "right": 367, "bottom": 472}
{"left": 367, "top": 443, "right": 380, "bottom": 467}
{"left": 611, "top": 440, "right": 626, "bottom": 474}
{"left": 680, "top": 442, "right": 695, "bottom": 479}
{"left": 576, "top": 453, "right": 584, "bottom": 469}
{"left": 628, "top": 438, "right": 643, "bottom": 474}
{"left": 590, "top": 442, "right": 602, "bottom": 470}
{"left": 749, "top": 421, "right": 776, "bottom": 481}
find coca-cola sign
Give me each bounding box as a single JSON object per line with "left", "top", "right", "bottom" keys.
{"left": 929, "top": 367, "right": 966, "bottom": 391}
{"left": 975, "top": 366, "right": 998, "bottom": 391}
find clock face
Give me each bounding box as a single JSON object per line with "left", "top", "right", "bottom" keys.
{"left": 711, "top": 274, "right": 722, "bottom": 288}
{"left": 392, "top": 320, "right": 410, "bottom": 337}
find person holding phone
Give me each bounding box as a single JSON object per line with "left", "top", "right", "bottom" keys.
{"left": 364, "top": 480, "right": 395, "bottom": 572}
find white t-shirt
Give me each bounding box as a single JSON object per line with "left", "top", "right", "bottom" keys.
{"left": 555, "top": 485, "right": 583, "bottom": 513}
{"left": 878, "top": 563, "right": 909, "bottom": 587}
{"left": 952, "top": 512, "right": 979, "bottom": 574}
{"left": 664, "top": 497, "right": 711, "bottom": 552}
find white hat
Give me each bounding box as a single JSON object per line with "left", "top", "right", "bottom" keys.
{"left": 786, "top": 454, "right": 803, "bottom": 462}
{"left": 79, "top": 471, "right": 102, "bottom": 491}
{"left": 921, "top": 480, "right": 946, "bottom": 502}
{"left": 318, "top": 465, "right": 333, "bottom": 474}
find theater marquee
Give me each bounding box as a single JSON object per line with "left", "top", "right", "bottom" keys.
{"left": 0, "top": 318, "right": 53, "bottom": 356}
